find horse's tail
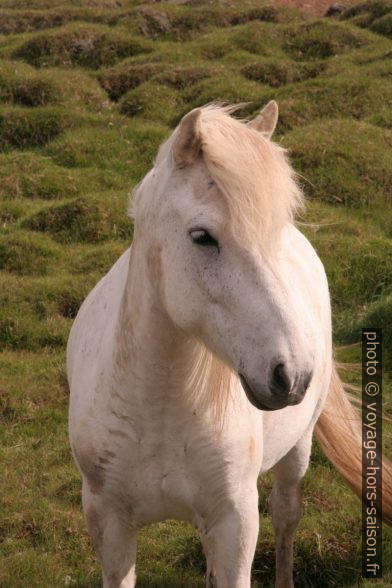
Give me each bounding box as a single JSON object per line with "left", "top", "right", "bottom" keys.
{"left": 314, "top": 363, "right": 392, "bottom": 525}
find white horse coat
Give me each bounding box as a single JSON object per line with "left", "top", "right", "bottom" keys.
{"left": 68, "top": 103, "right": 334, "bottom": 588}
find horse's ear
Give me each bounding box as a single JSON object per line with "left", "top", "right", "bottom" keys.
{"left": 173, "top": 109, "right": 202, "bottom": 167}
{"left": 248, "top": 100, "right": 278, "bottom": 139}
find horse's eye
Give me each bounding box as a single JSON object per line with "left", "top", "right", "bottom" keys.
{"left": 190, "top": 229, "right": 220, "bottom": 251}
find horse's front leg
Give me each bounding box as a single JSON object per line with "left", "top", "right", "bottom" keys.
{"left": 200, "top": 487, "right": 259, "bottom": 588}
{"left": 82, "top": 482, "right": 137, "bottom": 588}
{"left": 269, "top": 432, "right": 312, "bottom": 588}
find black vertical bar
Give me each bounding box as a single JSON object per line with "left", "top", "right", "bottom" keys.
{"left": 362, "top": 328, "right": 382, "bottom": 578}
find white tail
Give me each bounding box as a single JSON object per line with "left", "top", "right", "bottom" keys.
{"left": 315, "top": 363, "right": 392, "bottom": 525}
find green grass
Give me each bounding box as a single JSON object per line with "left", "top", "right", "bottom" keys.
{"left": 0, "top": 0, "right": 391, "bottom": 586}
{"left": 342, "top": 1, "right": 392, "bottom": 38}
{"left": 119, "top": 81, "right": 184, "bottom": 125}
{"left": 0, "top": 106, "right": 72, "bottom": 150}
{"left": 11, "top": 23, "right": 152, "bottom": 69}
{"left": 284, "top": 119, "right": 392, "bottom": 205}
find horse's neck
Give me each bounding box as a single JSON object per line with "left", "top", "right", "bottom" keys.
{"left": 113, "top": 242, "right": 233, "bottom": 419}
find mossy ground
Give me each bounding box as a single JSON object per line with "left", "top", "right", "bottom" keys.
{"left": 0, "top": 0, "right": 391, "bottom": 586}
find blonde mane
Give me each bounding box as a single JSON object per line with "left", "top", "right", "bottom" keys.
{"left": 196, "top": 105, "right": 304, "bottom": 252}
{"left": 181, "top": 341, "right": 236, "bottom": 428}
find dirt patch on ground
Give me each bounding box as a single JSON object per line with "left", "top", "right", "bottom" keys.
{"left": 271, "top": 0, "right": 362, "bottom": 17}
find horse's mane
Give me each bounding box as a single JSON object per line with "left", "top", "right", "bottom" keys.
{"left": 196, "top": 104, "right": 304, "bottom": 252}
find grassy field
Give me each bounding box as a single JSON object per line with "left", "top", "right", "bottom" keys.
{"left": 0, "top": 0, "right": 391, "bottom": 586}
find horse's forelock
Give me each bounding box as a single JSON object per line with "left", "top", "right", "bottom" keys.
{"left": 130, "top": 104, "right": 304, "bottom": 250}
{"left": 197, "top": 105, "right": 304, "bottom": 252}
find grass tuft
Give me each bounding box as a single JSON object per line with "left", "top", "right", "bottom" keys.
{"left": 119, "top": 82, "right": 184, "bottom": 125}
{"left": 12, "top": 24, "right": 152, "bottom": 69}
{"left": 0, "top": 106, "right": 70, "bottom": 150}
{"left": 184, "top": 73, "right": 270, "bottom": 113}
{"left": 0, "top": 152, "right": 91, "bottom": 200}
{"left": 0, "top": 61, "right": 109, "bottom": 110}
{"left": 284, "top": 119, "right": 392, "bottom": 206}
{"left": 22, "top": 196, "right": 133, "bottom": 243}
{"left": 98, "top": 62, "right": 162, "bottom": 101}
{"left": 131, "top": 2, "right": 288, "bottom": 41}
{"left": 283, "top": 19, "right": 370, "bottom": 60}
{"left": 371, "top": 13, "right": 392, "bottom": 37}
{"left": 241, "top": 58, "right": 323, "bottom": 87}
{"left": 0, "top": 231, "right": 59, "bottom": 275}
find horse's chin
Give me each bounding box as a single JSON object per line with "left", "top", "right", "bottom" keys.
{"left": 239, "top": 374, "right": 304, "bottom": 411}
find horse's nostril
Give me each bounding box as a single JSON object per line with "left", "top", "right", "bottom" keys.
{"left": 302, "top": 370, "right": 313, "bottom": 393}
{"left": 271, "top": 363, "right": 292, "bottom": 395}
{"left": 292, "top": 369, "right": 313, "bottom": 402}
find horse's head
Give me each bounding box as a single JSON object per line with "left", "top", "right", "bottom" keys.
{"left": 132, "top": 102, "right": 315, "bottom": 411}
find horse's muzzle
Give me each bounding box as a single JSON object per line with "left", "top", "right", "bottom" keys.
{"left": 239, "top": 369, "right": 313, "bottom": 411}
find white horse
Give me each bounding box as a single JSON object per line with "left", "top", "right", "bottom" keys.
{"left": 67, "top": 102, "right": 391, "bottom": 588}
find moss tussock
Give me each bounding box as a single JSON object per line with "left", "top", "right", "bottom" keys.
{"left": 120, "top": 82, "right": 184, "bottom": 125}
{"left": 0, "top": 8, "right": 79, "bottom": 35}
{"left": 132, "top": 3, "right": 286, "bottom": 41}
{"left": 273, "top": 72, "right": 392, "bottom": 130}
{"left": 12, "top": 24, "right": 151, "bottom": 69}
{"left": 0, "top": 232, "right": 59, "bottom": 275}
{"left": 0, "top": 106, "right": 70, "bottom": 150}
{"left": 23, "top": 196, "right": 133, "bottom": 243}
{"left": 284, "top": 119, "right": 392, "bottom": 206}
{"left": 0, "top": 61, "right": 109, "bottom": 111}
{"left": 342, "top": 1, "right": 392, "bottom": 38}
{"left": 98, "top": 62, "right": 215, "bottom": 102}
{"left": 0, "top": 62, "right": 59, "bottom": 106}
{"left": 241, "top": 58, "right": 323, "bottom": 87}
{"left": 98, "top": 62, "right": 162, "bottom": 101}
{"left": 336, "top": 292, "right": 392, "bottom": 371}
{"left": 0, "top": 273, "right": 96, "bottom": 351}
{"left": 0, "top": 152, "right": 92, "bottom": 201}
{"left": 284, "top": 20, "right": 370, "bottom": 60}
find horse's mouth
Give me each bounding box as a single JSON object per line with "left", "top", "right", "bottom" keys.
{"left": 239, "top": 374, "right": 304, "bottom": 411}
{"left": 239, "top": 374, "right": 276, "bottom": 411}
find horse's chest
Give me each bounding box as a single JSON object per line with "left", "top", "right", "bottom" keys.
{"left": 107, "top": 422, "right": 253, "bottom": 527}
{"left": 121, "top": 445, "right": 194, "bottom": 523}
